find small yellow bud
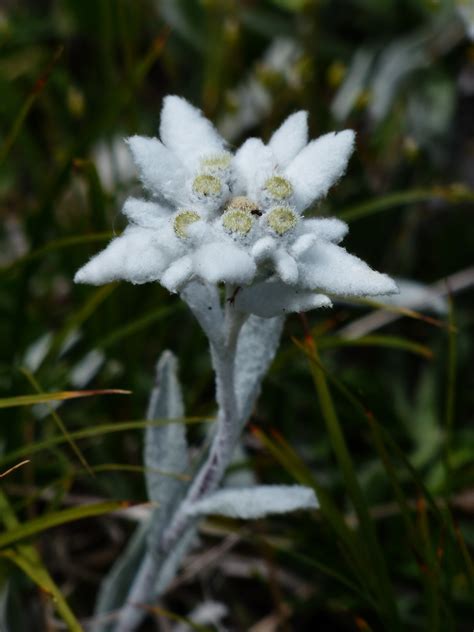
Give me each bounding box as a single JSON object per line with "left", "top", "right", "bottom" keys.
{"left": 222, "top": 209, "right": 254, "bottom": 235}
{"left": 201, "top": 153, "right": 231, "bottom": 170}
{"left": 192, "top": 174, "right": 222, "bottom": 196}
{"left": 264, "top": 175, "right": 293, "bottom": 200}
{"left": 225, "top": 196, "right": 259, "bottom": 214}
{"left": 173, "top": 210, "right": 200, "bottom": 239}
{"left": 266, "top": 207, "right": 297, "bottom": 235}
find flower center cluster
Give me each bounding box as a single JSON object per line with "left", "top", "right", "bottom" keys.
{"left": 192, "top": 174, "right": 222, "bottom": 197}
{"left": 266, "top": 207, "right": 297, "bottom": 235}
{"left": 201, "top": 153, "right": 232, "bottom": 170}
{"left": 222, "top": 196, "right": 258, "bottom": 236}
{"left": 222, "top": 210, "right": 253, "bottom": 235}
{"left": 173, "top": 210, "right": 200, "bottom": 238}
{"left": 264, "top": 175, "right": 293, "bottom": 200}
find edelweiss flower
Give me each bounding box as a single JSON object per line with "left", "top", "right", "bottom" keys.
{"left": 75, "top": 96, "right": 397, "bottom": 316}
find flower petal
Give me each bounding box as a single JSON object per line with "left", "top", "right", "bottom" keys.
{"left": 161, "top": 255, "right": 194, "bottom": 293}
{"left": 186, "top": 485, "right": 318, "bottom": 519}
{"left": 127, "top": 136, "right": 185, "bottom": 202}
{"left": 233, "top": 138, "right": 274, "bottom": 197}
{"left": 160, "top": 96, "right": 227, "bottom": 169}
{"left": 290, "top": 233, "right": 317, "bottom": 257}
{"left": 122, "top": 197, "right": 171, "bottom": 228}
{"left": 74, "top": 227, "right": 169, "bottom": 285}
{"left": 251, "top": 236, "right": 277, "bottom": 262}
{"left": 268, "top": 111, "right": 308, "bottom": 167}
{"left": 273, "top": 250, "right": 298, "bottom": 284}
{"left": 192, "top": 242, "right": 256, "bottom": 285}
{"left": 301, "top": 217, "right": 348, "bottom": 243}
{"left": 298, "top": 241, "right": 398, "bottom": 296}
{"left": 235, "top": 280, "right": 332, "bottom": 318}
{"left": 285, "top": 130, "right": 355, "bottom": 211}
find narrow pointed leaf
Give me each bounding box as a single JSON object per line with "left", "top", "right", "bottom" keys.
{"left": 145, "top": 351, "right": 188, "bottom": 507}
{"left": 0, "top": 501, "right": 126, "bottom": 549}
{"left": 234, "top": 314, "right": 284, "bottom": 426}
{"left": 0, "top": 389, "right": 130, "bottom": 409}
{"left": 186, "top": 485, "right": 318, "bottom": 519}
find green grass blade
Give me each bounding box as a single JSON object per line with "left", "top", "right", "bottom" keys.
{"left": 295, "top": 337, "right": 448, "bottom": 525}
{"left": 0, "top": 388, "right": 130, "bottom": 409}
{"left": 453, "top": 523, "right": 474, "bottom": 595}
{"left": 258, "top": 533, "right": 379, "bottom": 611}
{"left": 90, "top": 462, "right": 190, "bottom": 481}
{"left": 40, "top": 284, "right": 117, "bottom": 367}
{"left": 296, "top": 333, "right": 399, "bottom": 626}
{"left": 251, "top": 426, "right": 379, "bottom": 607}
{"left": 0, "top": 47, "right": 64, "bottom": 164}
{"left": 99, "top": 304, "right": 179, "bottom": 350}
{"left": 337, "top": 186, "right": 474, "bottom": 222}
{"left": 340, "top": 297, "right": 453, "bottom": 331}
{"left": 318, "top": 334, "right": 433, "bottom": 359}
{"left": 0, "top": 501, "right": 126, "bottom": 549}
{"left": 444, "top": 297, "right": 456, "bottom": 494}
{"left": 1, "top": 548, "right": 83, "bottom": 632}
{"left": 0, "top": 233, "right": 113, "bottom": 276}
{"left": 0, "top": 418, "right": 211, "bottom": 469}
{"left": 0, "top": 490, "right": 83, "bottom": 631}
{"left": 19, "top": 368, "right": 95, "bottom": 477}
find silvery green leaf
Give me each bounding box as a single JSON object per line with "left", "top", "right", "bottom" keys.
{"left": 406, "top": 77, "right": 455, "bottom": 148}
{"left": 70, "top": 349, "right": 105, "bottom": 388}
{"left": 114, "top": 526, "right": 199, "bottom": 632}
{"left": 234, "top": 314, "right": 283, "bottom": 427}
{"left": 224, "top": 442, "right": 256, "bottom": 488}
{"left": 92, "top": 519, "right": 150, "bottom": 632}
{"left": 181, "top": 281, "right": 224, "bottom": 343}
{"left": 235, "top": 280, "right": 331, "bottom": 318}
{"left": 154, "top": 526, "right": 198, "bottom": 594}
{"left": 457, "top": 1, "right": 474, "bottom": 40}
{"left": 378, "top": 278, "right": 447, "bottom": 315}
{"left": 186, "top": 485, "right": 318, "bottom": 519}
{"left": 145, "top": 351, "right": 188, "bottom": 521}
{"left": 0, "top": 581, "right": 10, "bottom": 632}
{"left": 369, "top": 32, "right": 429, "bottom": 122}
{"left": 174, "top": 601, "right": 228, "bottom": 632}
{"left": 158, "top": 0, "right": 206, "bottom": 50}
{"left": 94, "top": 352, "right": 189, "bottom": 632}
{"left": 331, "top": 48, "right": 374, "bottom": 122}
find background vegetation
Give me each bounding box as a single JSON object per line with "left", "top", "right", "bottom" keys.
{"left": 1, "top": 0, "right": 473, "bottom": 630}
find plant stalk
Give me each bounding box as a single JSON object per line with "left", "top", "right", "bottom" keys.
{"left": 114, "top": 292, "right": 245, "bottom": 632}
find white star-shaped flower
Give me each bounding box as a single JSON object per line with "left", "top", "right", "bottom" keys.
{"left": 75, "top": 96, "right": 397, "bottom": 316}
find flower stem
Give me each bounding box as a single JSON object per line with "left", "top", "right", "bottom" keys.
{"left": 160, "top": 295, "right": 244, "bottom": 550}
{"left": 114, "top": 292, "right": 245, "bottom": 632}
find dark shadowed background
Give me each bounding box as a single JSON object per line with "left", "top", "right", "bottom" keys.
{"left": 0, "top": 1, "right": 473, "bottom": 630}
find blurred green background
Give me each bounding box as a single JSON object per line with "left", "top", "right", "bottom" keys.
{"left": 1, "top": 0, "right": 473, "bottom": 630}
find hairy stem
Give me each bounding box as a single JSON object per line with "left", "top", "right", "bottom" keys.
{"left": 114, "top": 293, "right": 246, "bottom": 632}
{"left": 160, "top": 296, "right": 245, "bottom": 550}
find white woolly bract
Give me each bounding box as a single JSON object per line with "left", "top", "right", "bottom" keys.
{"left": 233, "top": 138, "right": 274, "bottom": 198}
{"left": 236, "top": 280, "right": 332, "bottom": 318}
{"left": 160, "top": 96, "right": 226, "bottom": 169}
{"left": 285, "top": 130, "right": 355, "bottom": 211}
{"left": 74, "top": 227, "right": 170, "bottom": 285}
{"left": 74, "top": 96, "right": 398, "bottom": 318}
{"left": 122, "top": 198, "right": 170, "bottom": 228}
{"left": 126, "top": 136, "right": 185, "bottom": 202}
{"left": 268, "top": 110, "right": 308, "bottom": 167}
{"left": 302, "top": 217, "right": 349, "bottom": 243}
{"left": 298, "top": 241, "right": 398, "bottom": 296}
{"left": 185, "top": 485, "right": 318, "bottom": 519}
{"left": 192, "top": 242, "right": 256, "bottom": 286}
